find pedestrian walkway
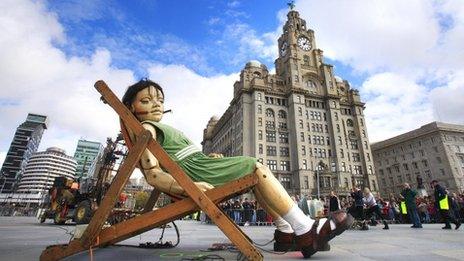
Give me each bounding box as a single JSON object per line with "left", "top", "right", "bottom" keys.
{"left": 0, "top": 217, "right": 463, "bottom": 260}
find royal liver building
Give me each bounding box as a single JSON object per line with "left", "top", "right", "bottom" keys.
{"left": 202, "top": 10, "right": 377, "bottom": 197}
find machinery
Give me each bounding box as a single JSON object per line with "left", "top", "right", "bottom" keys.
{"left": 39, "top": 134, "right": 133, "bottom": 224}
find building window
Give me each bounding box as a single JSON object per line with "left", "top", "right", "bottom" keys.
{"left": 302, "top": 146, "right": 306, "bottom": 155}
{"left": 338, "top": 136, "right": 342, "bottom": 145}
{"left": 303, "top": 160, "right": 307, "bottom": 170}
{"left": 341, "top": 162, "right": 346, "bottom": 172}
{"left": 278, "top": 110, "right": 287, "bottom": 119}
{"left": 266, "top": 131, "right": 276, "bottom": 142}
{"left": 266, "top": 146, "right": 276, "bottom": 156}
{"left": 352, "top": 153, "right": 361, "bottom": 162}
{"left": 257, "top": 93, "right": 262, "bottom": 101}
{"left": 266, "top": 120, "right": 275, "bottom": 129}
{"left": 440, "top": 169, "right": 445, "bottom": 176}
{"left": 436, "top": 157, "right": 442, "bottom": 163}
{"left": 340, "top": 149, "right": 344, "bottom": 158}
{"left": 422, "top": 160, "right": 428, "bottom": 167}
{"left": 299, "top": 120, "right": 304, "bottom": 129}
{"left": 279, "top": 132, "right": 289, "bottom": 143}
{"left": 303, "top": 55, "right": 310, "bottom": 65}
{"left": 280, "top": 176, "right": 291, "bottom": 189}
{"left": 278, "top": 122, "right": 287, "bottom": 129}
{"left": 280, "top": 147, "right": 289, "bottom": 157}
{"left": 280, "top": 161, "right": 291, "bottom": 171}
{"left": 304, "top": 175, "right": 309, "bottom": 189}
{"left": 350, "top": 140, "right": 358, "bottom": 150}
{"left": 300, "top": 132, "right": 305, "bottom": 142}
{"left": 267, "top": 160, "right": 277, "bottom": 170}
{"left": 346, "top": 119, "right": 354, "bottom": 127}
{"left": 257, "top": 105, "right": 262, "bottom": 114}
{"left": 258, "top": 144, "right": 263, "bottom": 154}
{"left": 266, "top": 108, "right": 275, "bottom": 117}
{"left": 298, "top": 107, "right": 303, "bottom": 116}
{"left": 258, "top": 130, "right": 263, "bottom": 140}
{"left": 403, "top": 163, "right": 409, "bottom": 171}
{"left": 368, "top": 165, "right": 373, "bottom": 174}
{"left": 258, "top": 118, "right": 262, "bottom": 126}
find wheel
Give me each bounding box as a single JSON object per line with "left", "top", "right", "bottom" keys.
{"left": 74, "top": 200, "right": 92, "bottom": 224}
{"left": 54, "top": 211, "right": 66, "bottom": 225}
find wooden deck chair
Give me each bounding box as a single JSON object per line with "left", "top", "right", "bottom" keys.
{"left": 40, "top": 80, "right": 263, "bottom": 261}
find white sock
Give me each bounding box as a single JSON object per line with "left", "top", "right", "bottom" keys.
{"left": 282, "top": 204, "right": 315, "bottom": 236}
{"left": 316, "top": 218, "right": 337, "bottom": 234}
{"left": 274, "top": 217, "right": 294, "bottom": 233}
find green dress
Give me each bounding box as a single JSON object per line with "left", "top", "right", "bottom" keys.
{"left": 142, "top": 120, "right": 257, "bottom": 186}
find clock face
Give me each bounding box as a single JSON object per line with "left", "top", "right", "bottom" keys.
{"left": 280, "top": 41, "right": 288, "bottom": 56}
{"left": 297, "top": 36, "right": 311, "bottom": 51}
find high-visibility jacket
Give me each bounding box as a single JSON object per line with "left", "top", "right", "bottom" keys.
{"left": 439, "top": 195, "right": 449, "bottom": 210}
{"left": 400, "top": 201, "right": 407, "bottom": 214}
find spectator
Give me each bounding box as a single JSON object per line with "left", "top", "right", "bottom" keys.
{"left": 400, "top": 183, "right": 422, "bottom": 228}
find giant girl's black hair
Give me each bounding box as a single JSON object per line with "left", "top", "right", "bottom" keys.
{"left": 122, "top": 78, "right": 164, "bottom": 108}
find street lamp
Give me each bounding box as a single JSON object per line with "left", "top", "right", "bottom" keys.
{"left": 316, "top": 160, "right": 325, "bottom": 200}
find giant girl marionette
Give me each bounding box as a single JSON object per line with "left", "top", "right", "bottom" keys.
{"left": 122, "top": 79, "right": 353, "bottom": 258}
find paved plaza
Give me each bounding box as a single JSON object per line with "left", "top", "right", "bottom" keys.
{"left": 0, "top": 216, "right": 463, "bottom": 260}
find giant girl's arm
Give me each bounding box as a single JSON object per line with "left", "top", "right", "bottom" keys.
{"left": 135, "top": 123, "right": 213, "bottom": 196}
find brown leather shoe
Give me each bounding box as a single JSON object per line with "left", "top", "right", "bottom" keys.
{"left": 318, "top": 210, "right": 354, "bottom": 246}
{"left": 273, "top": 229, "right": 330, "bottom": 252}
{"left": 294, "top": 221, "right": 318, "bottom": 258}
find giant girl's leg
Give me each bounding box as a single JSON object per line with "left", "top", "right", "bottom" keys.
{"left": 254, "top": 163, "right": 294, "bottom": 216}
{"left": 254, "top": 188, "right": 293, "bottom": 233}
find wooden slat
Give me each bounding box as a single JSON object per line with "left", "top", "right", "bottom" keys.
{"left": 79, "top": 130, "right": 151, "bottom": 247}
{"left": 142, "top": 189, "right": 161, "bottom": 213}
{"left": 95, "top": 80, "right": 262, "bottom": 260}
{"left": 39, "top": 174, "right": 258, "bottom": 261}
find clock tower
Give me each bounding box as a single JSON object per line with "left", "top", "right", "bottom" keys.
{"left": 203, "top": 8, "right": 378, "bottom": 197}
{"left": 275, "top": 10, "right": 336, "bottom": 97}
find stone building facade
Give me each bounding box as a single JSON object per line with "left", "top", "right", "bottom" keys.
{"left": 202, "top": 10, "right": 377, "bottom": 197}
{"left": 372, "top": 122, "right": 464, "bottom": 196}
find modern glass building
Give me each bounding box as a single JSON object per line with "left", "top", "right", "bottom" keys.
{"left": 73, "top": 139, "right": 103, "bottom": 178}
{"left": 0, "top": 113, "right": 49, "bottom": 193}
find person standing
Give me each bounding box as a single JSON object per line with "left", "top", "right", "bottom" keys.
{"left": 329, "top": 191, "right": 340, "bottom": 212}
{"left": 351, "top": 187, "right": 365, "bottom": 221}
{"left": 431, "top": 180, "right": 461, "bottom": 229}
{"left": 363, "top": 188, "right": 389, "bottom": 230}
{"left": 400, "top": 183, "right": 422, "bottom": 228}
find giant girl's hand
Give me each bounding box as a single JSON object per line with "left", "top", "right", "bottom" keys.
{"left": 194, "top": 181, "right": 214, "bottom": 192}
{"left": 208, "top": 153, "right": 224, "bottom": 158}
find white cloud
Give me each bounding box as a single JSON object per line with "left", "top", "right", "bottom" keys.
{"left": 361, "top": 73, "right": 434, "bottom": 142}
{"left": 146, "top": 64, "right": 239, "bottom": 146}
{"left": 0, "top": 0, "right": 135, "bottom": 156}
{"left": 293, "top": 0, "right": 464, "bottom": 141}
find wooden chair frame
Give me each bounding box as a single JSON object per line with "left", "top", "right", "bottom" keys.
{"left": 40, "top": 80, "right": 263, "bottom": 261}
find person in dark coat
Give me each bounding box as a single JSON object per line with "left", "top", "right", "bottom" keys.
{"left": 351, "top": 187, "right": 364, "bottom": 221}
{"left": 400, "top": 183, "right": 422, "bottom": 228}
{"left": 431, "top": 180, "right": 461, "bottom": 229}
{"left": 329, "top": 191, "right": 340, "bottom": 212}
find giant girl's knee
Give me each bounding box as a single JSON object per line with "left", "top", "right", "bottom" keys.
{"left": 255, "top": 163, "right": 271, "bottom": 179}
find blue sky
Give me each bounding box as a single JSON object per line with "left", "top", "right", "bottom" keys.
{"left": 0, "top": 0, "right": 463, "bottom": 165}
{"left": 47, "top": 0, "right": 357, "bottom": 80}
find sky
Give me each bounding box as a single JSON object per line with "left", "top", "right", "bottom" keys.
{"left": 0, "top": 0, "right": 463, "bottom": 167}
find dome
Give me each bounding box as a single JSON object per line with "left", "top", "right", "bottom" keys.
{"left": 246, "top": 60, "right": 262, "bottom": 68}
{"left": 46, "top": 147, "right": 66, "bottom": 155}
{"left": 210, "top": 115, "right": 220, "bottom": 121}
{"left": 334, "top": 76, "right": 343, "bottom": 83}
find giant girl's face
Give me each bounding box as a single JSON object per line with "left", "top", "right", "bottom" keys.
{"left": 130, "top": 86, "right": 164, "bottom": 122}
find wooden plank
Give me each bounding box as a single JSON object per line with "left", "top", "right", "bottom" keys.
{"left": 142, "top": 189, "right": 161, "bottom": 213}
{"left": 39, "top": 174, "right": 258, "bottom": 261}
{"left": 95, "top": 80, "right": 263, "bottom": 260}
{"left": 79, "top": 130, "right": 151, "bottom": 247}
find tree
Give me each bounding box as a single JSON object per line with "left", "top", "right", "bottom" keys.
{"left": 134, "top": 191, "right": 149, "bottom": 210}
